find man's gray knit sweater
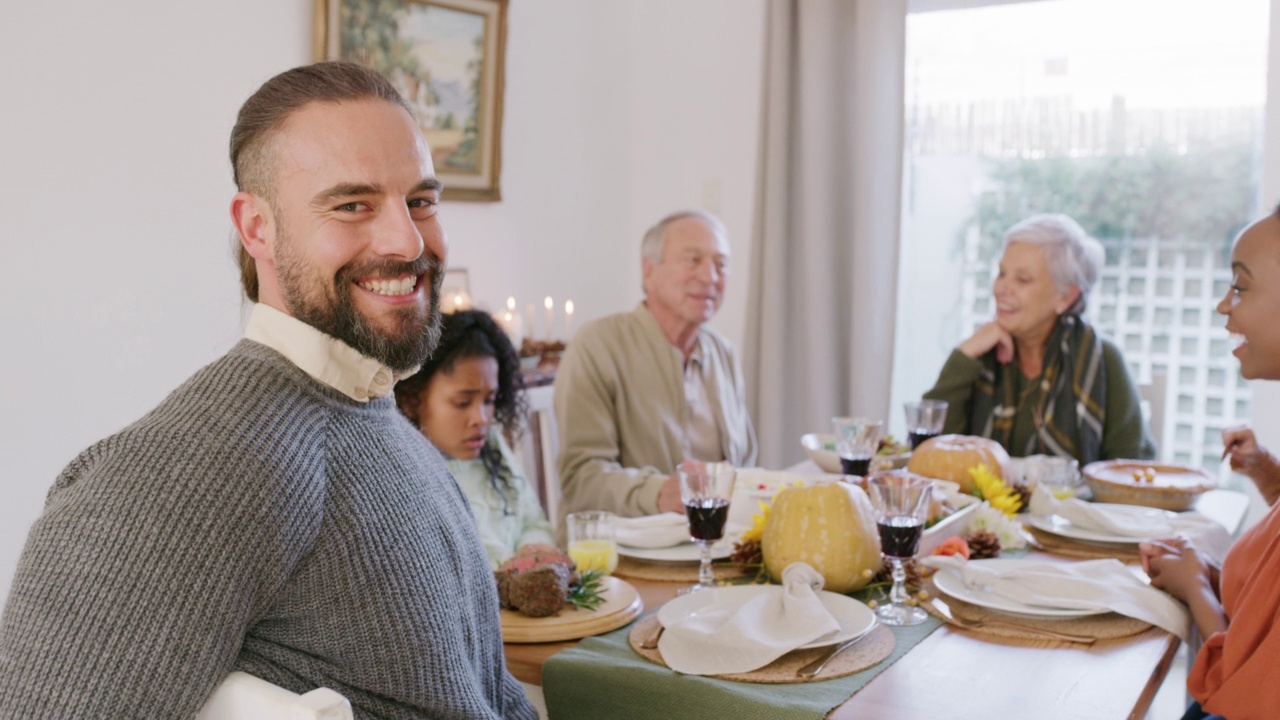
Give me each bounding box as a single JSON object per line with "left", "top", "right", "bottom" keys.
{"left": 0, "top": 340, "right": 536, "bottom": 719}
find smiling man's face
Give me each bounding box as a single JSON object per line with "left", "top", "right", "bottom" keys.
{"left": 259, "top": 99, "right": 447, "bottom": 371}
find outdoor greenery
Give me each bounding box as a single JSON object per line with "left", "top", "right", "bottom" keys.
{"left": 969, "top": 142, "right": 1259, "bottom": 259}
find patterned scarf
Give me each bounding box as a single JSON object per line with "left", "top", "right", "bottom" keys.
{"left": 970, "top": 314, "right": 1107, "bottom": 464}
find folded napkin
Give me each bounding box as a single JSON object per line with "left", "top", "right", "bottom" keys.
{"left": 1028, "top": 486, "right": 1232, "bottom": 563}
{"left": 616, "top": 513, "right": 690, "bottom": 549}
{"left": 922, "top": 555, "right": 1191, "bottom": 640}
{"left": 658, "top": 563, "right": 842, "bottom": 675}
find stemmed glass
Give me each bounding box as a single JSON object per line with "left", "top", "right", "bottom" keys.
{"left": 866, "top": 472, "right": 932, "bottom": 626}
{"left": 832, "top": 417, "right": 884, "bottom": 477}
{"left": 904, "top": 400, "right": 948, "bottom": 450}
{"left": 678, "top": 462, "right": 737, "bottom": 593}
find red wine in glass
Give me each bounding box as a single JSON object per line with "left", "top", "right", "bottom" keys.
{"left": 840, "top": 455, "right": 872, "bottom": 476}
{"left": 877, "top": 515, "right": 924, "bottom": 558}
{"left": 685, "top": 498, "right": 730, "bottom": 541}
{"left": 908, "top": 430, "right": 939, "bottom": 450}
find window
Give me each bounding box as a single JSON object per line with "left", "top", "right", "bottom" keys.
{"left": 892, "top": 0, "right": 1268, "bottom": 469}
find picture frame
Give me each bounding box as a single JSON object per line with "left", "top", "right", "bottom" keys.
{"left": 440, "top": 267, "right": 472, "bottom": 312}
{"left": 315, "top": 0, "right": 508, "bottom": 202}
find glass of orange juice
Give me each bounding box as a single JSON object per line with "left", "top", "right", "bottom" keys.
{"left": 567, "top": 511, "right": 618, "bottom": 575}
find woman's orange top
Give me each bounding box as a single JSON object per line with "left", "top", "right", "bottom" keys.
{"left": 1189, "top": 499, "right": 1280, "bottom": 720}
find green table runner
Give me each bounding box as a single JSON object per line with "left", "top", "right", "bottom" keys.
{"left": 543, "top": 611, "right": 942, "bottom": 720}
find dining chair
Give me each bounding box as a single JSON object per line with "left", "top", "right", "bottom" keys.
{"left": 195, "top": 671, "right": 353, "bottom": 720}
{"left": 1137, "top": 373, "right": 1168, "bottom": 460}
{"left": 516, "top": 383, "right": 562, "bottom": 532}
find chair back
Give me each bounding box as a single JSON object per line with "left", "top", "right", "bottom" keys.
{"left": 195, "top": 671, "right": 353, "bottom": 720}
{"left": 516, "top": 383, "right": 562, "bottom": 533}
{"left": 1137, "top": 373, "right": 1168, "bottom": 460}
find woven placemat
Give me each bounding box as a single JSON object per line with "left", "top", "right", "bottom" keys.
{"left": 1024, "top": 527, "right": 1142, "bottom": 563}
{"left": 614, "top": 557, "right": 757, "bottom": 583}
{"left": 625, "top": 614, "right": 894, "bottom": 684}
{"left": 927, "top": 585, "right": 1151, "bottom": 642}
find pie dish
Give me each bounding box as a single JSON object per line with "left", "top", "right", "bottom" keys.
{"left": 1081, "top": 460, "right": 1216, "bottom": 511}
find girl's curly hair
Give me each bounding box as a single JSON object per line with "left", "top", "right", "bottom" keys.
{"left": 395, "top": 310, "right": 527, "bottom": 508}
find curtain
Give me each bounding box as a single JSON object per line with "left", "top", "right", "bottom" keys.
{"left": 744, "top": 0, "right": 908, "bottom": 469}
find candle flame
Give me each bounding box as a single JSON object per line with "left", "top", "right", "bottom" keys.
{"left": 565, "top": 300, "right": 575, "bottom": 314}
{"left": 544, "top": 296, "right": 553, "bottom": 310}
{"left": 507, "top": 296, "right": 516, "bottom": 311}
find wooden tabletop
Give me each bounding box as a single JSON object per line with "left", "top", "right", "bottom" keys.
{"left": 506, "top": 488, "right": 1250, "bottom": 719}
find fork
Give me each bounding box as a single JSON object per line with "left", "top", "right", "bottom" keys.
{"left": 927, "top": 596, "right": 1096, "bottom": 644}
{"left": 639, "top": 624, "right": 664, "bottom": 650}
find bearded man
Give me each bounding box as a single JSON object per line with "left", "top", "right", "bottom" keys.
{"left": 0, "top": 62, "right": 535, "bottom": 720}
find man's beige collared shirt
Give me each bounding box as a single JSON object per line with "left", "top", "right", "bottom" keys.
{"left": 244, "top": 303, "right": 411, "bottom": 402}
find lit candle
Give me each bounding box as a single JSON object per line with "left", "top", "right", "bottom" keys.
{"left": 507, "top": 296, "right": 517, "bottom": 313}
{"left": 501, "top": 309, "right": 523, "bottom": 348}
{"left": 544, "top": 296, "right": 554, "bottom": 341}
{"left": 449, "top": 290, "right": 472, "bottom": 312}
{"left": 564, "top": 300, "right": 574, "bottom": 340}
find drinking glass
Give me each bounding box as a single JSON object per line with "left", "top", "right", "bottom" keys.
{"left": 904, "top": 400, "right": 949, "bottom": 450}
{"left": 678, "top": 462, "right": 737, "bottom": 593}
{"left": 832, "top": 417, "right": 884, "bottom": 478}
{"left": 866, "top": 473, "right": 932, "bottom": 626}
{"left": 1024, "top": 455, "right": 1081, "bottom": 499}
{"left": 566, "top": 511, "right": 618, "bottom": 575}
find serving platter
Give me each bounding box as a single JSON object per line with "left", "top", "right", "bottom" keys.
{"left": 657, "top": 585, "right": 877, "bottom": 649}
{"left": 501, "top": 576, "right": 643, "bottom": 643}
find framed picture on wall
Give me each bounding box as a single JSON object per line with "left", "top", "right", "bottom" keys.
{"left": 440, "top": 267, "right": 472, "bottom": 312}
{"left": 315, "top": 0, "right": 508, "bottom": 201}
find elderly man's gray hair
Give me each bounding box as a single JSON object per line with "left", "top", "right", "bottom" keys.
{"left": 640, "top": 210, "right": 728, "bottom": 264}
{"left": 1002, "top": 213, "right": 1105, "bottom": 315}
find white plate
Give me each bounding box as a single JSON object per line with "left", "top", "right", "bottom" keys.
{"left": 657, "top": 585, "right": 878, "bottom": 649}
{"left": 616, "top": 532, "right": 738, "bottom": 563}
{"left": 932, "top": 558, "right": 1109, "bottom": 619}
{"left": 1024, "top": 504, "right": 1177, "bottom": 545}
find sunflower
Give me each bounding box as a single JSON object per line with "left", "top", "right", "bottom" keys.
{"left": 968, "top": 464, "right": 1022, "bottom": 518}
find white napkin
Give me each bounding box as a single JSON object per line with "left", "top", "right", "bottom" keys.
{"left": 1028, "top": 486, "right": 1232, "bottom": 564}
{"left": 616, "top": 513, "right": 689, "bottom": 549}
{"left": 658, "top": 563, "right": 842, "bottom": 675}
{"left": 922, "top": 555, "right": 1191, "bottom": 640}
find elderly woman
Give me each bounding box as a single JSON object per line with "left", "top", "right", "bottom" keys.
{"left": 922, "top": 213, "right": 1155, "bottom": 464}
{"left": 1142, "top": 207, "right": 1280, "bottom": 720}
{"left": 396, "top": 310, "right": 555, "bottom": 569}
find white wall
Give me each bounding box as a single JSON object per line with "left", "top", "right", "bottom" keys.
{"left": 0, "top": 0, "right": 764, "bottom": 603}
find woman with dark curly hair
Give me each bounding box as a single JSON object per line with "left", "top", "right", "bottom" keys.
{"left": 396, "top": 310, "right": 554, "bottom": 568}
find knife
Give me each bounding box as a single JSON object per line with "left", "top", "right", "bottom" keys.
{"left": 795, "top": 631, "right": 872, "bottom": 678}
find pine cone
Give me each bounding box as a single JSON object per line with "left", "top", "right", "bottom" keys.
{"left": 874, "top": 558, "right": 925, "bottom": 591}
{"left": 965, "top": 529, "right": 1002, "bottom": 559}
{"left": 731, "top": 538, "right": 762, "bottom": 566}
{"left": 1009, "top": 481, "right": 1032, "bottom": 511}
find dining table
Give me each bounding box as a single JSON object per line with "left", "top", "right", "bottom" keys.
{"left": 506, "top": 481, "right": 1250, "bottom": 720}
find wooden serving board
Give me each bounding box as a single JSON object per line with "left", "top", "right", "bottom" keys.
{"left": 501, "top": 576, "right": 643, "bottom": 643}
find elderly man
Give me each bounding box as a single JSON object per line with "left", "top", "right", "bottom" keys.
{"left": 0, "top": 63, "right": 535, "bottom": 719}
{"left": 554, "top": 211, "right": 757, "bottom": 518}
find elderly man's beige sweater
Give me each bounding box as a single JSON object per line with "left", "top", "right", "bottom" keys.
{"left": 553, "top": 303, "right": 757, "bottom": 518}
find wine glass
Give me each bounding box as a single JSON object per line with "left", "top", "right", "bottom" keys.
{"left": 903, "top": 400, "right": 948, "bottom": 450}
{"left": 832, "top": 417, "right": 884, "bottom": 478}
{"left": 677, "top": 462, "right": 736, "bottom": 593}
{"left": 866, "top": 472, "right": 932, "bottom": 626}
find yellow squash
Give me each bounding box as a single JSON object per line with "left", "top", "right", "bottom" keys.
{"left": 761, "top": 482, "right": 882, "bottom": 593}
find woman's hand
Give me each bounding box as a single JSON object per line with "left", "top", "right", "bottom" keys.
{"left": 958, "top": 321, "right": 1015, "bottom": 364}
{"left": 1140, "top": 538, "right": 1228, "bottom": 638}
{"left": 1222, "top": 425, "right": 1280, "bottom": 506}
{"left": 1142, "top": 539, "right": 1213, "bottom": 603}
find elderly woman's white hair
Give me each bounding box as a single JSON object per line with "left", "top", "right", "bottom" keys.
{"left": 640, "top": 210, "right": 728, "bottom": 264}
{"left": 1002, "top": 213, "right": 1105, "bottom": 315}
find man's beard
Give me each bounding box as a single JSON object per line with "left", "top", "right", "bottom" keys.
{"left": 274, "top": 224, "right": 444, "bottom": 373}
